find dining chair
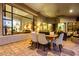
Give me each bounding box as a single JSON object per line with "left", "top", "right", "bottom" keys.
{"left": 56, "top": 33, "right": 64, "bottom": 53}
{"left": 56, "top": 33, "right": 64, "bottom": 44}
{"left": 38, "top": 33, "right": 50, "bottom": 51}
{"left": 31, "top": 32, "right": 38, "bottom": 48}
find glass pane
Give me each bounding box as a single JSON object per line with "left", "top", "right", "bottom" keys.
{"left": 3, "top": 12, "right": 12, "bottom": 20}
{"left": 22, "top": 19, "right": 32, "bottom": 31}
{"left": 13, "top": 14, "right": 33, "bottom": 34}
{"left": 3, "top": 20, "right": 12, "bottom": 27}
{"left": 3, "top": 20, "right": 12, "bottom": 35}
{"left": 6, "top": 27, "right": 12, "bottom": 35}
{"left": 13, "top": 14, "right": 21, "bottom": 33}
{"left": 6, "top": 12, "right": 11, "bottom": 20}
{"left": 58, "top": 23, "right": 65, "bottom": 32}
{"left": 6, "top": 4, "right": 11, "bottom": 12}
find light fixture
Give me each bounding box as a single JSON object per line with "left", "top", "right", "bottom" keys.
{"left": 48, "top": 24, "right": 51, "bottom": 26}
{"left": 69, "top": 9, "right": 73, "bottom": 13}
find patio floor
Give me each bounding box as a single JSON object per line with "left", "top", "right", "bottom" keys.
{"left": 0, "top": 39, "right": 79, "bottom": 56}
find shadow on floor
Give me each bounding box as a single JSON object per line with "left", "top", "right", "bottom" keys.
{"left": 62, "top": 48, "right": 75, "bottom": 56}
{"left": 28, "top": 46, "right": 75, "bottom": 56}
{"left": 36, "top": 49, "right": 48, "bottom": 56}
{"left": 50, "top": 48, "right": 75, "bottom": 56}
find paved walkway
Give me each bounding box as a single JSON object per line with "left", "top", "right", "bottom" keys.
{"left": 0, "top": 39, "right": 79, "bottom": 56}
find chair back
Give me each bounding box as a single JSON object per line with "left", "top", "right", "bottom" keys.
{"left": 57, "top": 33, "right": 64, "bottom": 44}
{"left": 38, "top": 33, "right": 48, "bottom": 44}
{"left": 31, "top": 32, "right": 38, "bottom": 42}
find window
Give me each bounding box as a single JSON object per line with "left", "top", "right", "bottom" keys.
{"left": 6, "top": 4, "right": 11, "bottom": 12}
{"left": 13, "top": 14, "right": 33, "bottom": 34}
{"left": 2, "top": 4, "right": 12, "bottom": 35}
{"left": 2, "top": 4, "right": 33, "bottom": 35}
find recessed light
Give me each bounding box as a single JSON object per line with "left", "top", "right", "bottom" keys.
{"left": 69, "top": 9, "right": 73, "bottom": 13}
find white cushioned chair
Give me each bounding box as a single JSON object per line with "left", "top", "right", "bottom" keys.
{"left": 31, "top": 32, "right": 38, "bottom": 48}
{"left": 38, "top": 33, "right": 50, "bottom": 51}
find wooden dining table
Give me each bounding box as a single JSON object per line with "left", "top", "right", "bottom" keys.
{"left": 46, "top": 34, "right": 58, "bottom": 50}
{"left": 46, "top": 35, "right": 58, "bottom": 41}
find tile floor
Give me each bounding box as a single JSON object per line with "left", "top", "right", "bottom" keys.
{"left": 0, "top": 39, "right": 79, "bottom": 56}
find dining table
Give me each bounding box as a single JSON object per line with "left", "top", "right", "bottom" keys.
{"left": 46, "top": 34, "right": 58, "bottom": 41}
{"left": 46, "top": 34, "right": 58, "bottom": 50}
